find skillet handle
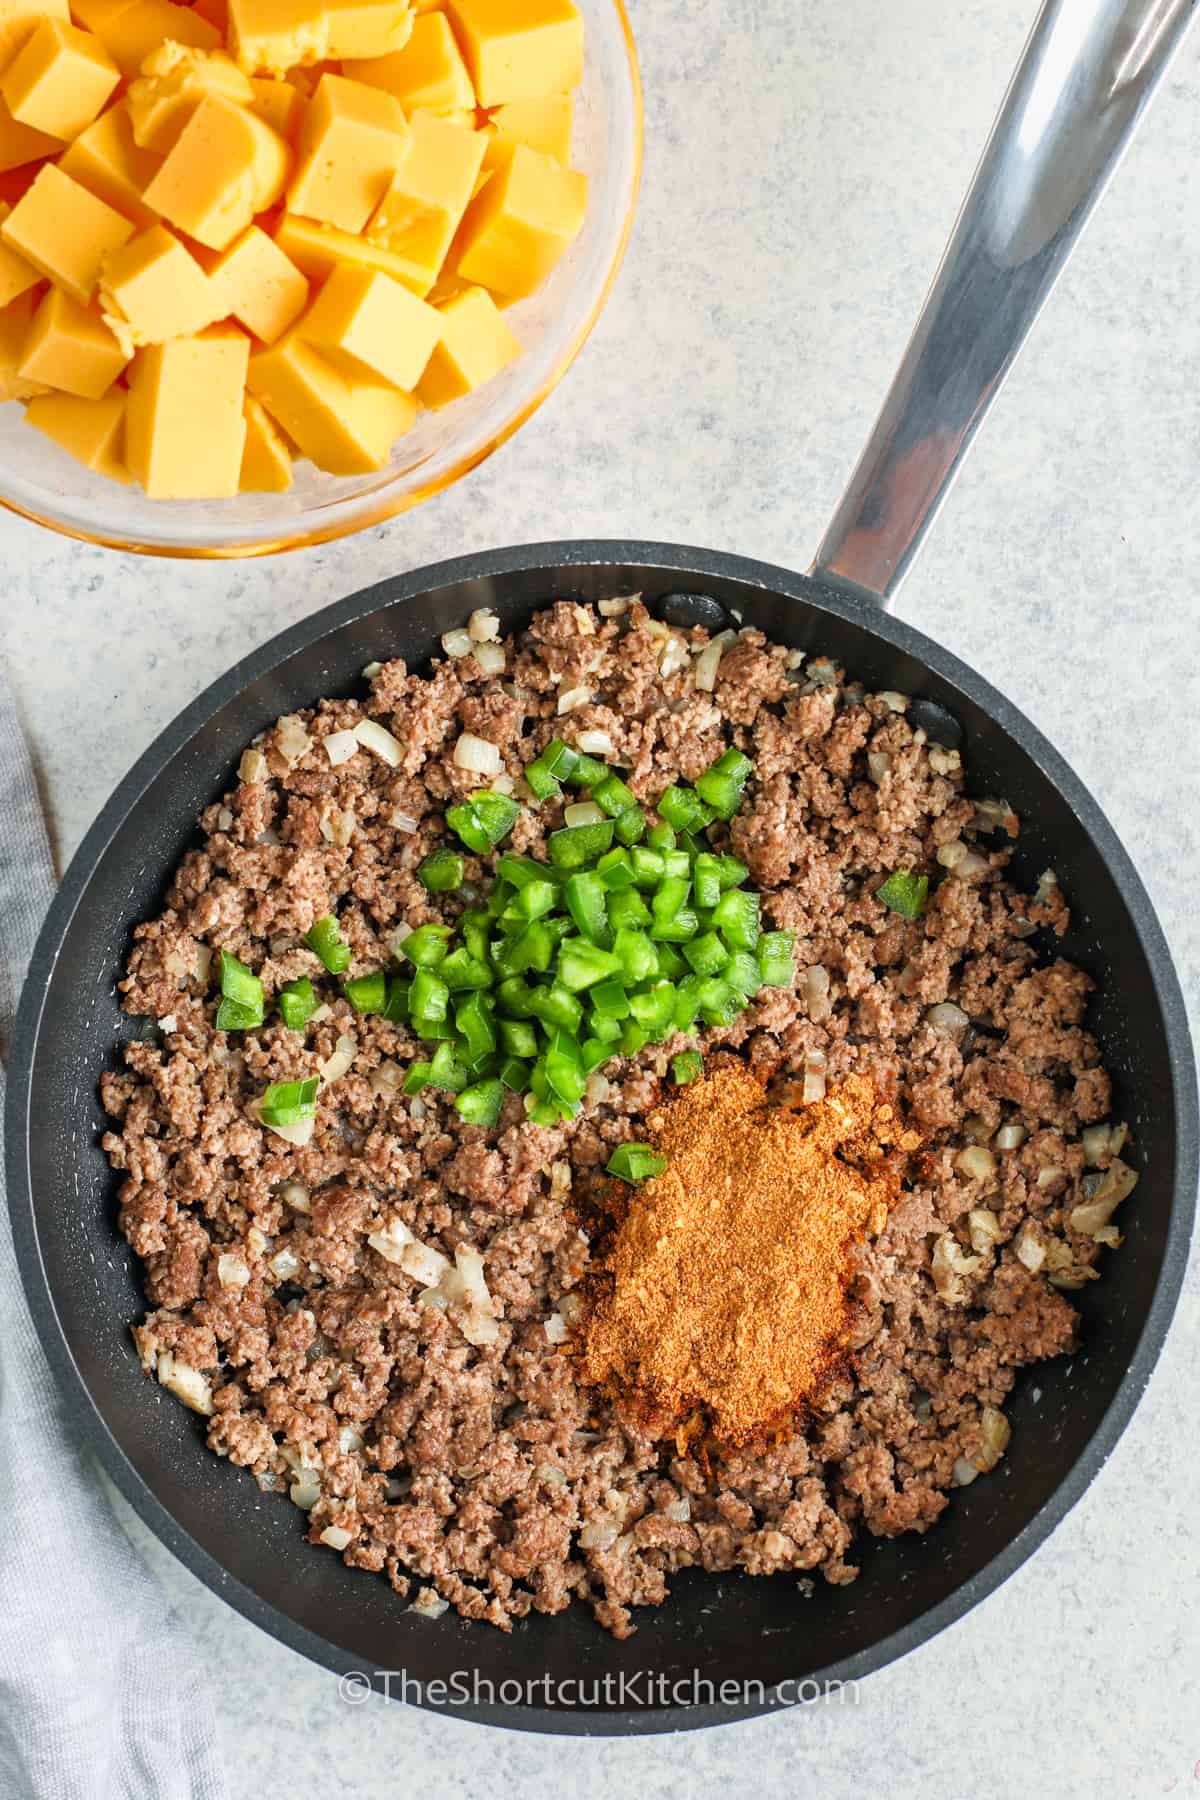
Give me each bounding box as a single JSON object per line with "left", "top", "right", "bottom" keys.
{"left": 811, "top": 0, "right": 1196, "bottom": 609}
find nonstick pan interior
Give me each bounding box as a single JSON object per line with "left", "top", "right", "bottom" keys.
{"left": 7, "top": 541, "right": 1195, "bottom": 1734}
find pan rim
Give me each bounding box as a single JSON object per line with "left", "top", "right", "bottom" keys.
{"left": 6, "top": 537, "right": 1197, "bottom": 1735}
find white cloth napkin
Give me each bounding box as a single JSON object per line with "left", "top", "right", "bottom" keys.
{"left": 0, "top": 667, "right": 227, "bottom": 1800}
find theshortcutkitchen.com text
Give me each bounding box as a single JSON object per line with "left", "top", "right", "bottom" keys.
{"left": 336, "top": 1669, "right": 860, "bottom": 1710}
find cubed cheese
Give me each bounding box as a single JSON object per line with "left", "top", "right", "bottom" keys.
{"left": 322, "top": 0, "right": 413, "bottom": 60}
{"left": 274, "top": 207, "right": 431, "bottom": 294}
{"left": 454, "top": 140, "right": 584, "bottom": 298}
{"left": 287, "top": 72, "right": 407, "bottom": 233}
{"left": 445, "top": 0, "right": 581, "bottom": 107}
{"left": 239, "top": 390, "right": 292, "bottom": 488}
{"left": 127, "top": 45, "right": 253, "bottom": 154}
{"left": 299, "top": 261, "right": 438, "bottom": 387}
{"left": 483, "top": 93, "right": 571, "bottom": 169}
{"left": 229, "top": 0, "right": 410, "bottom": 74}
{"left": 19, "top": 282, "right": 128, "bottom": 396}
{"left": 125, "top": 322, "right": 250, "bottom": 496}
{"left": 58, "top": 102, "right": 162, "bottom": 227}
{"left": 248, "top": 74, "right": 304, "bottom": 136}
{"left": 1, "top": 19, "right": 119, "bottom": 140}
{"left": 72, "top": 0, "right": 220, "bottom": 76}
{"left": 0, "top": 287, "right": 44, "bottom": 397}
{"left": 0, "top": 197, "right": 38, "bottom": 302}
{"left": 365, "top": 109, "right": 484, "bottom": 288}
{"left": 416, "top": 281, "right": 517, "bottom": 406}
{"left": 0, "top": 88, "right": 59, "bottom": 169}
{"left": 99, "top": 223, "right": 219, "bottom": 348}
{"left": 207, "top": 221, "right": 308, "bottom": 341}
{"left": 247, "top": 327, "right": 413, "bottom": 472}
{"left": 0, "top": 0, "right": 68, "bottom": 77}
{"left": 2, "top": 161, "right": 133, "bottom": 300}
{"left": 24, "top": 385, "right": 128, "bottom": 478}
{"left": 344, "top": 10, "right": 472, "bottom": 111}
{"left": 143, "top": 93, "right": 290, "bottom": 250}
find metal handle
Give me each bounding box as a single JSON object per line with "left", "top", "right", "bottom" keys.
{"left": 812, "top": 0, "right": 1196, "bottom": 608}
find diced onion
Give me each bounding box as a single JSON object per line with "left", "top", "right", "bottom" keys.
{"left": 597, "top": 597, "right": 629, "bottom": 617}
{"left": 453, "top": 732, "right": 503, "bottom": 775}
{"left": 931, "top": 1233, "right": 983, "bottom": 1304}
{"left": 967, "top": 1208, "right": 1002, "bottom": 1254}
{"left": 468, "top": 607, "right": 501, "bottom": 642}
{"left": 275, "top": 714, "right": 311, "bottom": 767}
{"left": 442, "top": 629, "right": 472, "bottom": 658}
{"left": 289, "top": 1471, "right": 321, "bottom": 1509}
{"left": 928, "top": 746, "right": 961, "bottom": 776}
{"left": 956, "top": 1145, "right": 996, "bottom": 1180}
{"left": 338, "top": 1426, "right": 364, "bottom": 1455}
{"left": 393, "top": 922, "right": 413, "bottom": 953}
{"left": 472, "top": 641, "right": 506, "bottom": 675}
{"left": 217, "top": 807, "right": 233, "bottom": 831}
{"left": 390, "top": 807, "right": 419, "bottom": 833}
{"left": 410, "top": 1592, "right": 449, "bottom": 1619}
{"left": 247, "top": 1225, "right": 269, "bottom": 1257}
{"left": 877, "top": 691, "right": 908, "bottom": 713}
{"left": 258, "top": 1108, "right": 315, "bottom": 1147}
{"left": 802, "top": 1048, "right": 827, "bottom": 1103}
{"left": 323, "top": 729, "right": 359, "bottom": 766}
{"left": 664, "top": 1496, "right": 691, "bottom": 1522}
{"left": 490, "top": 772, "right": 515, "bottom": 795}
{"left": 659, "top": 636, "right": 690, "bottom": 677}
{"left": 370, "top": 1061, "right": 404, "bottom": 1095}
{"left": 694, "top": 630, "right": 735, "bottom": 692}
{"left": 544, "top": 1313, "right": 568, "bottom": 1344}
{"left": 994, "top": 1122, "right": 1027, "bottom": 1151}
{"left": 927, "top": 1002, "right": 969, "bottom": 1037}
{"left": 1034, "top": 869, "right": 1059, "bottom": 905}
{"left": 218, "top": 1253, "right": 250, "bottom": 1288}
{"left": 362, "top": 661, "right": 383, "bottom": 677}
{"left": 564, "top": 801, "right": 605, "bottom": 827}
{"left": 937, "top": 841, "right": 967, "bottom": 869}
{"left": 454, "top": 1245, "right": 490, "bottom": 1312}
{"left": 367, "top": 1218, "right": 415, "bottom": 1264}
{"left": 584, "top": 1072, "right": 610, "bottom": 1107}
{"left": 1014, "top": 1222, "right": 1046, "bottom": 1271}
{"left": 354, "top": 719, "right": 403, "bottom": 767}
{"left": 280, "top": 1181, "right": 310, "bottom": 1213}
{"left": 158, "top": 1013, "right": 177, "bottom": 1034}
{"left": 156, "top": 1353, "right": 213, "bottom": 1415}
{"left": 239, "top": 747, "right": 267, "bottom": 784}
{"left": 319, "top": 1525, "right": 353, "bottom": 1551}
{"left": 400, "top": 1238, "right": 451, "bottom": 1288}
{"left": 270, "top": 1247, "right": 301, "bottom": 1280}
{"left": 556, "top": 686, "right": 592, "bottom": 716}
{"left": 579, "top": 1519, "right": 620, "bottom": 1551}
{"left": 1081, "top": 1123, "right": 1112, "bottom": 1166}
{"left": 974, "top": 1406, "right": 1011, "bottom": 1472}
{"left": 320, "top": 1032, "right": 357, "bottom": 1083}
{"left": 194, "top": 944, "right": 212, "bottom": 985}
{"left": 1070, "top": 1158, "right": 1138, "bottom": 1236}
{"left": 802, "top": 964, "right": 831, "bottom": 1021}
{"left": 867, "top": 751, "right": 891, "bottom": 784}
{"left": 576, "top": 728, "right": 614, "bottom": 755}
{"left": 952, "top": 1456, "right": 980, "bottom": 1487}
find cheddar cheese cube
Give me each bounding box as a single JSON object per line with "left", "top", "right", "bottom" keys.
{"left": 299, "top": 261, "right": 438, "bottom": 387}
{"left": 247, "top": 328, "right": 413, "bottom": 472}
{"left": 207, "top": 221, "right": 308, "bottom": 341}
{"left": 72, "top": 0, "right": 220, "bottom": 76}
{"left": 125, "top": 323, "right": 249, "bottom": 496}
{"left": 248, "top": 75, "right": 304, "bottom": 137}
{"left": 143, "top": 94, "right": 290, "bottom": 250}
{"left": 25, "top": 386, "right": 128, "bottom": 479}
{"left": 0, "top": 198, "right": 37, "bottom": 303}
{"left": 2, "top": 162, "right": 133, "bottom": 301}
{"left": 416, "top": 281, "right": 517, "bottom": 406}
{"left": 454, "top": 141, "right": 584, "bottom": 298}
{"left": 239, "top": 390, "right": 291, "bottom": 489}
{"left": 99, "top": 224, "right": 219, "bottom": 348}
{"left": 58, "top": 103, "right": 162, "bottom": 227}
{"left": 127, "top": 45, "right": 254, "bottom": 154}
{"left": 229, "top": 0, "right": 410, "bottom": 74}
{"left": 1, "top": 19, "right": 119, "bottom": 140}
{"left": 344, "top": 10, "right": 472, "bottom": 112}
{"left": 483, "top": 93, "right": 571, "bottom": 169}
{"left": 366, "top": 110, "right": 484, "bottom": 287}
{"left": 19, "top": 283, "right": 128, "bottom": 396}
{"left": 322, "top": 0, "right": 413, "bottom": 60}
{"left": 287, "top": 73, "right": 408, "bottom": 233}
{"left": 274, "top": 208, "right": 431, "bottom": 295}
{"left": 0, "top": 287, "right": 45, "bottom": 396}
{"left": 446, "top": 0, "right": 581, "bottom": 107}
{"left": 0, "top": 0, "right": 68, "bottom": 77}
{"left": 0, "top": 88, "right": 58, "bottom": 169}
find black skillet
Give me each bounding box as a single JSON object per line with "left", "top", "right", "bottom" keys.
{"left": 6, "top": 0, "right": 1198, "bottom": 1735}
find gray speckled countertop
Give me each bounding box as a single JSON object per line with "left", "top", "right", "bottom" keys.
{"left": 4, "top": 1, "right": 1200, "bottom": 1793}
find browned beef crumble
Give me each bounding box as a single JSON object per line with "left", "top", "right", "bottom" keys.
{"left": 99, "top": 598, "right": 1128, "bottom": 1639}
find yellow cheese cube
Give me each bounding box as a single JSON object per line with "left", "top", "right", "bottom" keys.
{"left": 1, "top": 19, "right": 118, "bottom": 140}
{"left": 207, "top": 222, "right": 308, "bottom": 341}
{"left": 483, "top": 93, "right": 571, "bottom": 168}
{"left": 416, "top": 281, "right": 517, "bottom": 406}
{"left": 19, "top": 283, "right": 128, "bottom": 396}
{"left": 287, "top": 73, "right": 408, "bottom": 233}
{"left": 248, "top": 75, "right": 304, "bottom": 137}
{"left": 239, "top": 390, "right": 292, "bottom": 489}
{"left": 446, "top": 0, "right": 581, "bottom": 107}
{"left": 24, "top": 386, "right": 128, "bottom": 479}
{"left": 229, "top": 0, "right": 410, "bottom": 74}
{"left": 0, "top": 287, "right": 44, "bottom": 397}
{"left": 125, "top": 323, "right": 249, "bottom": 497}
{"left": 0, "top": 88, "right": 56, "bottom": 169}
{"left": 365, "top": 109, "right": 484, "bottom": 286}
{"left": 72, "top": 0, "right": 219, "bottom": 76}
{"left": 323, "top": 0, "right": 413, "bottom": 59}
{"left": 143, "top": 94, "right": 290, "bottom": 250}
{"left": 58, "top": 103, "right": 162, "bottom": 226}
{"left": 0, "top": 0, "right": 67, "bottom": 76}
{"left": 0, "top": 198, "right": 37, "bottom": 302}
{"left": 344, "top": 11, "right": 472, "bottom": 111}
{"left": 454, "top": 141, "right": 584, "bottom": 298}
{"left": 299, "top": 262, "right": 438, "bottom": 387}
{"left": 247, "top": 329, "right": 414, "bottom": 473}
{"left": 274, "top": 208, "right": 431, "bottom": 295}
{"left": 99, "top": 224, "right": 219, "bottom": 349}
{"left": 127, "top": 46, "right": 253, "bottom": 154}
{"left": 2, "top": 162, "right": 133, "bottom": 301}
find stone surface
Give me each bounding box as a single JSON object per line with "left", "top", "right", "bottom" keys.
{"left": 4, "top": 0, "right": 1199, "bottom": 1792}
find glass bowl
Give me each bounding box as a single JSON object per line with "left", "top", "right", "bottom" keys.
{"left": 0, "top": 0, "right": 641, "bottom": 559}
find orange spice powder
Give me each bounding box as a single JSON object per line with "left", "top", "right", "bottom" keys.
{"left": 580, "top": 1063, "right": 917, "bottom": 1444}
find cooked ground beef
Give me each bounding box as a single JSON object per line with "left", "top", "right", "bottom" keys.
{"left": 100, "top": 598, "right": 1130, "bottom": 1638}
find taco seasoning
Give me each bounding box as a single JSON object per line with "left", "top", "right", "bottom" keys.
{"left": 580, "top": 1063, "right": 917, "bottom": 1443}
